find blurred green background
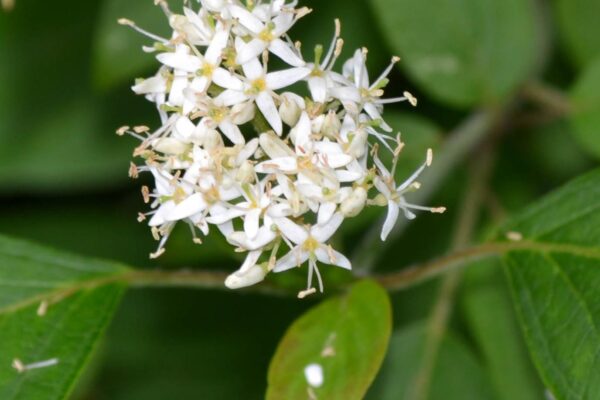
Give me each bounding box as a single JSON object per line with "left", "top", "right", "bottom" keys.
{"left": 1, "top": 0, "right": 599, "bottom": 398}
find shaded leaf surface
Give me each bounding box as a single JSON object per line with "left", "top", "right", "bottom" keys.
{"left": 369, "top": 0, "right": 537, "bottom": 108}
{"left": 461, "top": 260, "right": 542, "bottom": 400}
{"left": 267, "top": 280, "right": 391, "bottom": 400}
{"left": 569, "top": 59, "right": 600, "bottom": 160}
{"left": 501, "top": 169, "right": 600, "bottom": 399}
{"left": 368, "top": 322, "right": 494, "bottom": 400}
{"left": 554, "top": 0, "right": 600, "bottom": 68}
{"left": 0, "top": 235, "right": 127, "bottom": 400}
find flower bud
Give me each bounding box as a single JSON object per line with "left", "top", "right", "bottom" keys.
{"left": 279, "top": 92, "right": 305, "bottom": 126}
{"left": 321, "top": 110, "right": 341, "bottom": 139}
{"left": 225, "top": 264, "right": 266, "bottom": 289}
{"left": 347, "top": 129, "right": 368, "bottom": 158}
{"left": 259, "top": 132, "right": 295, "bottom": 158}
{"left": 231, "top": 101, "right": 255, "bottom": 125}
{"left": 236, "top": 160, "right": 255, "bottom": 184}
{"left": 341, "top": 187, "right": 367, "bottom": 217}
{"left": 152, "top": 138, "right": 189, "bottom": 155}
{"left": 203, "top": 129, "right": 223, "bottom": 150}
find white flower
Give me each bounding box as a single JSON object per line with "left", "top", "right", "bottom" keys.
{"left": 229, "top": 4, "right": 307, "bottom": 66}
{"left": 273, "top": 213, "right": 351, "bottom": 292}
{"left": 374, "top": 149, "right": 446, "bottom": 241}
{"left": 335, "top": 49, "right": 416, "bottom": 132}
{"left": 216, "top": 52, "right": 310, "bottom": 134}
{"left": 123, "top": 0, "right": 443, "bottom": 292}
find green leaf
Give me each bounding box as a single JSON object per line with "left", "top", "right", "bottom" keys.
{"left": 554, "top": 0, "right": 600, "bottom": 68}
{"left": 368, "top": 322, "right": 495, "bottom": 400}
{"left": 500, "top": 168, "right": 600, "bottom": 399}
{"left": 569, "top": 58, "right": 600, "bottom": 160}
{"left": 93, "top": 0, "right": 170, "bottom": 90}
{"left": 266, "top": 280, "right": 392, "bottom": 400}
{"left": 369, "top": 0, "right": 538, "bottom": 108}
{"left": 461, "top": 260, "right": 542, "bottom": 400}
{"left": 0, "top": 234, "right": 127, "bottom": 399}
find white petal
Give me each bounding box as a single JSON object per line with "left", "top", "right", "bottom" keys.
{"left": 330, "top": 86, "right": 361, "bottom": 103}
{"left": 212, "top": 68, "right": 244, "bottom": 90}
{"left": 168, "top": 193, "right": 207, "bottom": 221}
{"left": 157, "top": 52, "right": 202, "bottom": 72}
{"left": 229, "top": 5, "right": 265, "bottom": 34}
{"left": 132, "top": 75, "right": 166, "bottom": 94}
{"left": 336, "top": 169, "right": 363, "bottom": 182}
{"left": 308, "top": 76, "right": 328, "bottom": 103}
{"left": 315, "top": 246, "right": 352, "bottom": 270}
{"left": 381, "top": 201, "right": 400, "bottom": 241}
{"left": 206, "top": 207, "right": 246, "bottom": 224}
{"left": 311, "top": 212, "right": 344, "bottom": 242}
{"left": 148, "top": 201, "right": 176, "bottom": 227}
{"left": 364, "top": 102, "right": 392, "bottom": 132}
{"left": 228, "top": 226, "right": 276, "bottom": 250}
{"left": 237, "top": 138, "right": 259, "bottom": 163}
{"left": 256, "top": 91, "right": 283, "bottom": 135}
{"left": 241, "top": 55, "right": 264, "bottom": 81}
{"left": 269, "top": 39, "right": 305, "bottom": 67}
{"left": 219, "top": 120, "right": 245, "bottom": 144}
{"left": 255, "top": 157, "right": 298, "bottom": 173}
{"left": 317, "top": 153, "right": 353, "bottom": 169}
{"left": 273, "top": 248, "right": 310, "bottom": 272}
{"left": 174, "top": 116, "right": 196, "bottom": 141}
{"left": 244, "top": 208, "right": 262, "bottom": 240}
{"left": 292, "top": 112, "right": 312, "bottom": 152}
{"left": 274, "top": 217, "right": 309, "bottom": 245}
{"left": 317, "top": 202, "right": 337, "bottom": 225}
{"left": 205, "top": 26, "right": 230, "bottom": 63}
{"left": 266, "top": 67, "right": 310, "bottom": 90}
{"left": 267, "top": 203, "right": 292, "bottom": 218}
{"left": 215, "top": 89, "right": 249, "bottom": 106}
{"left": 237, "top": 38, "right": 268, "bottom": 66}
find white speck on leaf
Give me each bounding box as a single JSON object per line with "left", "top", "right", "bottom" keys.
{"left": 304, "top": 363, "right": 324, "bottom": 388}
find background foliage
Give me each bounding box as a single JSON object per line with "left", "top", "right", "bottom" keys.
{"left": 1, "top": 0, "right": 599, "bottom": 399}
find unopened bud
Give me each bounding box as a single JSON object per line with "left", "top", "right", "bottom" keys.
{"left": 279, "top": 92, "right": 305, "bottom": 126}
{"left": 341, "top": 187, "right": 367, "bottom": 217}
{"left": 372, "top": 193, "right": 388, "bottom": 207}
{"left": 259, "top": 132, "right": 295, "bottom": 158}
{"left": 321, "top": 110, "right": 341, "bottom": 139}
{"left": 225, "top": 265, "right": 267, "bottom": 289}
{"left": 236, "top": 160, "right": 255, "bottom": 184}
{"left": 231, "top": 101, "right": 255, "bottom": 125}
{"left": 204, "top": 129, "right": 223, "bottom": 150}
{"left": 347, "top": 129, "right": 368, "bottom": 158}
{"left": 152, "top": 138, "right": 189, "bottom": 155}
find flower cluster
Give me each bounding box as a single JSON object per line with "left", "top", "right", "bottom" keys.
{"left": 119, "top": 0, "right": 445, "bottom": 297}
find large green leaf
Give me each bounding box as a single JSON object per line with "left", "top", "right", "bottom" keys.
{"left": 0, "top": 234, "right": 127, "bottom": 399}
{"left": 554, "top": 0, "right": 600, "bottom": 68}
{"left": 569, "top": 59, "right": 600, "bottom": 160}
{"left": 501, "top": 169, "right": 600, "bottom": 399}
{"left": 93, "top": 0, "right": 171, "bottom": 90}
{"left": 266, "top": 280, "right": 391, "bottom": 400}
{"left": 369, "top": 0, "right": 538, "bottom": 108}
{"left": 461, "top": 260, "right": 542, "bottom": 400}
{"left": 368, "top": 322, "right": 495, "bottom": 400}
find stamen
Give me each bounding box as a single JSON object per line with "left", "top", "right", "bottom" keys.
{"left": 298, "top": 287, "right": 317, "bottom": 299}
{"left": 12, "top": 358, "right": 59, "bottom": 373}
{"left": 118, "top": 18, "right": 168, "bottom": 43}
